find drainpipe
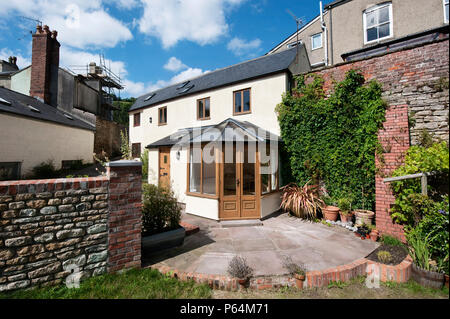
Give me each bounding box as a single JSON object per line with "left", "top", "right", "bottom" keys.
{"left": 320, "top": 1, "right": 329, "bottom": 66}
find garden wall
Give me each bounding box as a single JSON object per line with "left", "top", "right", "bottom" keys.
{"left": 0, "top": 160, "right": 142, "bottom": 292}
{"left": 306, "top": 37, "right": 449, "bottom": 241}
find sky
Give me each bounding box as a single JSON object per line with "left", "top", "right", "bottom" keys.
{"left": 0, "top": 0, "right": 328, "bottom": 98}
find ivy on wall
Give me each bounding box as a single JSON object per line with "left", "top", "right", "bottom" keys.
{"left": 276, "top": 70, "right": 386, "bottom": 210}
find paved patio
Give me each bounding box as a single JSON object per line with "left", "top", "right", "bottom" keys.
{"left": 142, "top": 212, "right": 379, "bottom": 277}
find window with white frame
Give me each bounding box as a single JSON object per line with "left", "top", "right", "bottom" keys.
{"left": 444, "top": 0, "right": 449, "bottom": 23}
{"left": 363, "top": 2, "right": 393, "bottom": 44}
{"left": 311, "top": 33, "right": 323, "bottom": 50}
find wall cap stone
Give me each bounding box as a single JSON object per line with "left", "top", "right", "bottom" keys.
{"left": 106, "top": 160, "right": 142, "bottom": 167}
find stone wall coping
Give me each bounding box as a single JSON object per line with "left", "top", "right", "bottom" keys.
{"left": 106, "top": 160, "right": 142, "bottom": 167}
{"left": 0, "top": 176, "right": 108, "bottom": 186}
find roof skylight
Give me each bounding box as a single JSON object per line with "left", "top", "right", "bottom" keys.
{"left": 178, "top": 84, "right": 195, "bottom": 94}
{"left": 27, "top": 105, "right": 41, "bottom": 113}
{"left": 0, "top": 97, "right": 11, "bottom": 106}
{"left": 144, "top": 93, "right": 156, "bottom": 101}
{"left": 177, "top": 81, "right": 190, "bottom": 90}
{"left": 64, "top": 114, "right": 74, "bottom": 120}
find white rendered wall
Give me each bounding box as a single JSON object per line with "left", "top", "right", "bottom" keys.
{"left": 261, "top": 192, "right": 282, "bottom": 219}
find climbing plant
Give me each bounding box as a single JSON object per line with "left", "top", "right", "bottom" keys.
{"left": 276, "top": 70, "right": 386, "bottom": 210}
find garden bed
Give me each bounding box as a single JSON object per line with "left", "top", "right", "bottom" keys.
{"left": 366, "top": 244, "right": 408, "bottom": 266}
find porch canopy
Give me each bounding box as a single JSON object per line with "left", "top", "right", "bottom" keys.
{"left": 146, "top": 118, "right": 280, "bottom": 149}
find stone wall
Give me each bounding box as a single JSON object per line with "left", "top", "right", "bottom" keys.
{"left": 94, "top": 118, "right": 126, "bottom": 158}
{"left": 306, "top": 38, "right": 449, "bottom": 240}
{"left": 0, "top": 161, "right": 142, "bottom": 292}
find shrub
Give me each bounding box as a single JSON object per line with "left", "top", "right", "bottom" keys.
{"left": 406, "top": 229, "right": 434, "bottom": 271}
{"left": 280, "top": 182, "right": 324, "bottom": 219}
{"left": 380, "top": 235, "right": 404, "bottom": 247}
{"left": 142, "top": 184, "right": 181, "bottom": 236}
{"left": 227, "top": 256, "right": 253, "bottom": 279}
{"left": 277, "top": 70, "right": 386, "bottom": 210}
{"left": 338, "top": 197, "right": 352, "bottom": 215}
{"left": 120, "top": 130, "right": 132, "bottom": 160}
{"left": 377, "top": 251, "right": 392, "bottom": 264}
{"left": 282, "top": 256, "right": 307, "bottom": 276}
{"left": 141, "top": 149, "right": 149, "bottom": 181}
{"left": 31, "top": 160, "right": 56, "bottom": 179}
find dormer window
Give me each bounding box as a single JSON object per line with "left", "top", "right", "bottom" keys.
{"left": 363, "top": 2, "right": 393, "bottom": 44}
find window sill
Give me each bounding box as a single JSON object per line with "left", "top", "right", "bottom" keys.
{"left": 233, "top": 111, "right": 252, "bottom": 116}
{"left": 186, "top": 192, "right": 219, "bottom": 200}
{"left": 158, "top": 123, "right": 167, "bottom": 126}
{"left": 364, "top": 34, "right": 393, "bottom": 46}
{"left": 311, "top": 46, "right": 323, "bottom": 51}
{"left": 197, "top": 117, "right": 211, "bottom": 121}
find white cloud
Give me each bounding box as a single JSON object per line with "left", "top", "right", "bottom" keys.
{"left": 138, "top": 0, "right": 246, "bottom": 49}
{"left": 163, "top": 57, "right": 187, "bottom": 72}
{"left": 0, "top": 48, "right": 31, "bottom": 69}
{"left": 227, "top": 37, "right": 262, "bottom": 57}
{"left": 0, "top": 0, "right": 133, "bottom": 50}
{"left": 110, "top": 0, "right": 140, "bottom": 10}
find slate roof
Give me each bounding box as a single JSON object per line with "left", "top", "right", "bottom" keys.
{"left": 146, "top": 118, "right": 280, "bottom": 149}
{"left": 0, "top": 87, "right": 95, "bottom": 131}
{"left": 130, "top": 47, "right": 300, "bottom": 112}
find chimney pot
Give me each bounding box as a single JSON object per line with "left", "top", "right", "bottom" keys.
{"left": 12, "top": 57, "right": 17, "bottom": 65}
{"left": 51, "top": 30, "right": 58, "bottom": 39}
{"left": 8, "top": 56, "right": 13, "bottom": 64}
{"left": 43, "top": 25, "right": 50, "bottom": 34}
{"left": 36, "top": 25, "right": 43, "bottom": 34}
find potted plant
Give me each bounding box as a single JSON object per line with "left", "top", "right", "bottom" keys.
{"left": 141, "top": 184, "right": 185, "bottom": 253}
{"left": 356, "top": 224, "right": 370, "bottom": 240}
{"left": 408, "top": 230, "right": 445, "bottom": 289}
{"left": 354, "top": 209, "right": 375, "bottom": 226}
{"left": 369, "top": 228, "right": 379, "bottom": 242}
{"left": 337, "top": 197, "right": 353, "bottom": 223}
{"left": 321, "top": 195, "right": 340, "bottom": 222}
{"left": 282, "top": 256, "right": 307, "bottom": 290}
{"left": 280, "top": 181, "right": 324, "bottom": 220}
{"left": 227, "top": 256, "right": 254, "bottom": 289}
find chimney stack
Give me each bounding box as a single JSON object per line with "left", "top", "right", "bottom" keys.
{"left": 30, "top": 24, "right": 60, "bottom": 106}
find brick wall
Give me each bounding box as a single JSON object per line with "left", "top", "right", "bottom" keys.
{"left": 0, "top": 160, "right": 142, "bottom": 292}
{"left": 307, "top": 38, "right": 449, "bottom": 240}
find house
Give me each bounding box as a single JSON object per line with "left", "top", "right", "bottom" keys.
{"left": 3, "top": 25, "right": 125, "bottom": 157}
{"left": 268, "top": 0, "right": 449, "bottom": 67}
{"left": 0, "top": 57, "right": 19, "bottom": 89}
{"left": 0, "top": 86, "right": 95, "bottom": 180}
{"left": 129, "top": 46, "right": 311, "bottom": 221}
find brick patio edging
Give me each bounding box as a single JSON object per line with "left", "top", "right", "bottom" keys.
{"left": 149, "top": 256, "right": 412, "bottom": 291}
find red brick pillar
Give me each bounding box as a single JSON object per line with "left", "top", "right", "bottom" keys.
{"left": 375, "top": 104, "right": 410, "bottom": 242}
{"left": 106, "top": 160, "right": 142, "bottom": 272}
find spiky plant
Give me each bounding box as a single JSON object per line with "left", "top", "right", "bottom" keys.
{"left": 280, "top": 181, "right": 324, "bottom": 219}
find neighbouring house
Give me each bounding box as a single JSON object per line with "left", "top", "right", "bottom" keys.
{"left": 0, "top": 86, "right": 95, "bottom": 180}
{"left": 0, "top": 57, "right": 19, "bottom": 89}
{"left": 129, "top": 46, "right": 311, "bottom": 221}
{"left": 268, "top": 0, "right": 449, "bottom": 67}
{"left": 2, "top": 25, "right": 125, "bottom": 158}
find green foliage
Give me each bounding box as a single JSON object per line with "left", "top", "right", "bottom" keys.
{"left": 0, "top": 268, "right": 211, "bottom": 299}
{"left": 280, "top": 182, "right": 324, "bottom": 219}
{"left": 31, "top": 160, "right": 57, "bottom": 179}
{"left": 327, "top": 280, "right": 348, "bottom": 289}
{"left": 141, "top": 149, "right": 149, "bottom": 181}
{"left": 407, "top": 228, "right": 434, "bottom": 271}
{"left": 377, "top": 250, "right": 392, "bottom": 264}
{"left": 142, "top": 183, "right": 181, "bottom": 236}
{"left": 112, "top": 96, "right": 136, "bottom": 126}
{"left": 338, "top": 197, "right": 352, "bottom": 214}
{"left": 120, "top": 130, "right": 132, "bottom": 160}
{"left": 277, "top": 70, "right": 386, "bottom": 210}
{"left": 380, "top": 235, "right": 404, "bottom": 247}
{"left": 390, "top": 142, "right": 449, "bottom": 227}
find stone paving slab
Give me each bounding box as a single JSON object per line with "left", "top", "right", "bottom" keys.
{"left": 142, "top": 212, "right": 379, "bottom": 276}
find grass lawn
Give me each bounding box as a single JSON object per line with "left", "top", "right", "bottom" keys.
{"left": 1, "top": 270, "right": 447, "bottom": 299}
{"left": 213, "top": 277, "right": 449, "bottom": 299}
{"left": 0, "top": 268, "right": 211, "bottom": 299}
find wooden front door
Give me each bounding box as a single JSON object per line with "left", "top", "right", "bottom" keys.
{"left": 220, "top": 144, "right": 260, "bottom": 220}
{"left": 159, "top": 147, "right": 171, "bottom": 187}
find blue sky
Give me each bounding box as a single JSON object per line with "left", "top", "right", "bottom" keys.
{"left": 0, "top": 0, "right": 327, "bottom": 98}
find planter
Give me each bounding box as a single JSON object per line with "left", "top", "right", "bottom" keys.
{"left": 411, "top": 263, "right": 445, "bottom": 289}
{"left": 339, "top": 211, "right": 352, "bottom": 223}
{"left": 369, "top": 230, "right": 379, "bottom": 242}
{"left": 294, "top": 273, "right": 305, "bottom": 290}
{"left": 142, "top": 226, "right": 186, "bottom": 253}
{"left": 238, "top": 278, "right": 249, "bottom": 289}
{"left": 354, "top": 210, "right": 375, "bottom": 226}
{"left": 445, "top": 275, "right": 449, "bottom": 289}
{"left": 322, "top": 206, "right": 340, "bottom": 221}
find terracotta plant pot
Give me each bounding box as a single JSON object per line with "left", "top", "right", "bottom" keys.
{"left": 322, "top": 205, "right": 340, "bottom": 221}
{"left": 361, "top": 236, "right": 365, "bottom": 240}
{"left": 354, "top": 210, "right": 375, "bottom": 226}
{"left": 294, "top": 273, "right": 305, "bottom": 290}
{"left": 238, "top": 278, "right": 249, "bottom": 289}
{"left": 339, "top": 211, "right": 352, "bottom": 223}
{"left": 370, "top": 230, "right": 379, "bottom": 242}
{"left": 445, "top": 275, "right": 449, "bottom": 289}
